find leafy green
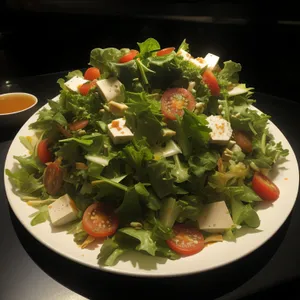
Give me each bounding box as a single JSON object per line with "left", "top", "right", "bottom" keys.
{"left": 147, "top": 159, "right": 176, "bottom": 199}
{"left": 115, "top": 187, "right": 143, "bottom": 226}
{"left": 179, "top": 110, "right": 211, "bottom": 153}
{"left": 218, "top": 60, "right": 242, "bottom": 84}
{"left": 5, "top": 168, "right": 44, "bottom": 196}
{"left": 159, "top": 197, "right": 182, "bottom": 228}
{"left": 137, "top": 38, "right": 160, "bottom": 58}
{"left": 188, "top": 151, "right": 219, "bottom": 178}
{"left": 29, "top": 205, "right": 49, "bottom": 226}
{"left": 171, "top": 154, "right": 190, "bottom": 183}
{"left": 178, "top": 39, "right": 189, "bottom": 51}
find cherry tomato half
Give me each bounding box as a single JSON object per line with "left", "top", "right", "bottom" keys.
{"left": 37, "top": 139, "right": 52, "bottom": 164}
{"left": 43, "top": 161, "right": 64, "bottom": 195}
{"left": 84, "top": 67, "right": 100, "bottom": 81}
{"left": 78, "top": 80, "right": 97, "bottom": 96}
{"left": 157, "top": 47, "right": 175, "bottom": 56}
{"left": 119, "top": 50, "right": 139, "bottom": 63}
{"left": 69, "top": 120, "right": 89, "bottom": 131}
{"left": 252, "top": 172, "right": 280, "bottom": 202}
{"left": 202, "top": 69, "right": 220, "bottom": 96}
{"left": 161, "top": 88, "right": 196, "bottom": 120}
{"left": 82, "top": 203, "right": 119, "bottom": 238}
{"left": 233, "top": 130, "right": 253, "bottom": 153}
{"left": 167, "top": 224, "right": 205, "bottom": 256}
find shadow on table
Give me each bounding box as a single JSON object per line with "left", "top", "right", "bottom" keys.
{"left": 9, "top": 207, "right": 291, "bottom": 300}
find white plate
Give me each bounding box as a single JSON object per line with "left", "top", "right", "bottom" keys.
{"left": 3, "top": 100, "right": 299, "bottom": 277}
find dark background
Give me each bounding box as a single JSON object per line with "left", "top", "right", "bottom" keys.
{"left": 0, "top": 1, "right": 300, "bottom": 102}
{"left": 1, "top": 2, "right": 300, "bottom": 299}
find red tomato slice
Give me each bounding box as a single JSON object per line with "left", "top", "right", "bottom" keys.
{"left": 252, "top": 172, "right": 280, "bottom": 202}
{"left": 167, "top": 224, "right": 205, "bottom": 256}
{"left": 119, "top": 50, "right": 139, "bottom": 63}
{"left": 84, "top": 67, "right": 100, "bottom": 81}
{"left": 202, "top": 69, "right": 220, "bottom": 96}
{"left": 69, "top": 120, "right": 89, "bottom": 131}
{"left": 78, "top": 80, "right": 97, "bottom": 96}
{"left": 161, "top": 88, "right": 196, "bottom": 120}
{"left": 43, "top": 162, "right": 64, "bottom": 195}
{"left": 233, "top": 130, "right": 253, "bottom": 153}
{"left": 82, "top": 203, "right": 118, "bottom": 238}
{"left": 157, "top": 47, "right": 175, "bottom": 56}
{"left": 37, "top": 139, "right": 52, "bottom": 164}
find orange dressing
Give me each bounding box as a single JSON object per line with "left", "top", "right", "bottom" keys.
{"left": 0, "top": 93, "right": 36, "bottom": 114}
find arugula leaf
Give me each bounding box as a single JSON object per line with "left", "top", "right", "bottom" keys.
{"left": 66, "top": 70, "right": 83, "bottom": 79}
{"left": 188, "top": 151, "right": 219, "bottom": 178}
{"left": 178, "top": 39, "right": 189, "bottom": 52}
{"left": 29, "top": 108, "right": 67, "bottom": 131}
{"left": 122, "top": 138, "right": 153, "bottom": 180}
{"left": 180, "top": 110, "right": 211, "bottom": 150}
{"left": 134, "top": 183, "right": 161, "bottom": 211}
{"left": 13, "top": 155, "right": 44, "bottom": 174}
{"left": 230, "top": 198, "right": 260, "bottom": 228}
{"left": 5, "top": 168, "right": 44, "bottom": 196}
{"left": 218, "top": 60, "right": 242, "bottom": 84}
{"left": 29, "top": 205, "right": 49, "bottom": 226}
{"left": 115, "top": 187, "right": 143, "bottom": 226}
{"left": 119, "top": 227, "right": 157, "bottom": 256}
{"left": 59, "top": 137, "right": 93, "bottom": 146}
{"left": 171, "top": 154, "right": 190, "bottom": 183}
{"left": 137, "top": 38, "right": 160, "bottom": 58}
{"left": 177, "top": 195, "right": 203, "bottom": 222}
{"left": 147, "top": 159, "right": 176, "bottom": 199}
{"left": 224, "top": 185, "right": 262, "bottom": 203}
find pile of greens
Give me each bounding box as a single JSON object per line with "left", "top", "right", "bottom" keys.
{"left": 5, "top": 38, "right": 288, "bottom": 266}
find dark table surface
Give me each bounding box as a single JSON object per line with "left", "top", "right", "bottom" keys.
{"left": 1, "top": 71, "right": 300, "bottom": 300}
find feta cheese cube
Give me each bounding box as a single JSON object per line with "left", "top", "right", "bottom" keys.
{"left": 96, "top": 77, "right": 125, "bottom": 103}
{"left": 190, "top": 57, "right": 207, "bottom": 69}
{"left": 206, "top": 115, "right": 233, "bottom": 144}
{"left": 64, "top": 76, "right": 88, "bottom": 93}
{"left": 107, "top": 118, "right": 134, "bottom": 144}
{"left": 198, "top": 201, "right": 234, "bottom": 233}
{"left": 177, "top": 49, "right": 193, "bottom": 61}
{"left": 48, "top": 194, "right": 78, "bottom": 226}
{"left": 204, "top": 53, "right": 220, "bottom": 70}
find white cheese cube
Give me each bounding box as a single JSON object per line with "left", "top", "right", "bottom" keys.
{"left": 96, "top": 77, "right": 125, "bottom": 102}
{"left": 64, "top": 76, "right": 88, "bottom": 93}
{"left": 204, "top": 53, "right": 220, "bottom": 70}
{"left": 198, "top": 201, "right": 234, "bottom": 233}
{"left": 177, "top": 49, "right": 193, "bottom": 61}
{"left": 107, "top": 118, "right": 134, "bottom": 144}
{"left": 48, "top": 194, "right": 78, "bottom": 226}
{"left": 190, "top": 58, "right": 207, "bottom": 69}
{"left": 206, "top": 115, "right": 233, "bottom": 144}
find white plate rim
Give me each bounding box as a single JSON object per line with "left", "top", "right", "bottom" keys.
{"left": 3, "top": 98, "right": 300, "bottom": 277}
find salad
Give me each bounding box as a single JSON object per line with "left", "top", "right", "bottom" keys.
{"left": 5, "top": 38, "right": 289, "bottom": 266}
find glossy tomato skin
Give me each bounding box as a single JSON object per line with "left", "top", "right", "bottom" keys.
{"left": 161, "top": 88, "right": 196, "bottom": 120}
{"left": 252, "top": 172, "right": 280, "bottom": 201}
{"left": 119, "top": 50, "right": 139, "bottom": 63}
{"left": 78, "top": 80, "right": 97, "bottom": 96}
{"left": 82, "top": 203, "right": 118, "bottom": 238}
{"left": 202, "top": 69, "right": 220, "bottom": 96}
{"left": 37, "top": 139, "right": 52, "bottom": 164}
{"left": 69, "top": 120, "right": 89, "bottom": 131}
{"left": 157, "top": 47, "right": 175, "bottom": 56}
{"left": 233, "top": 130, "right": 253, "bottom": 153}
{"left": 167, "top": 224, "right": 205, "bottom": 256}
{"left": 43, "top": 162, "right": 64, "bottom": 195}
{"left": 84, "top": 67, "right": 100, "bottom": 81}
